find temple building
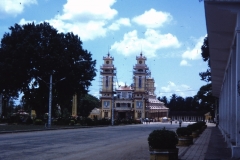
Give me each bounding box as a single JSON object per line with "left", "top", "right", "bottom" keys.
{"left": 99, "top": 53, "right": 168, "bottom": 120}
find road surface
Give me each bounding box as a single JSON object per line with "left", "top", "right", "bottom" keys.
{"left": 0, "top": 122, "right": 188, "bottom": 160}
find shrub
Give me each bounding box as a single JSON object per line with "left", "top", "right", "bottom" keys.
{"left": 25, "top": 117, "right": 33, "bottom": 125}
{"left": 85, "top": 118, "right": 93, "bottom": 126}
{"left": 34, "top": 119, "right": 43, "bottom": 125}
{"left": 69, "top": 120, "right": 75, "bottom": 126}
{"left": 176, "top": 127, "right": 192, "bottom": 136}
{"left": 148, "top": 128, "right": 178, "bottom": 149}
{"left": 53, "top": 119, "right": 58, "bottom": 125}
{"left": 196, "top": 121, "right": 206, "bottom": 127}
{"left": 187, "top": 122, "right": 203, "bottom": 132}
{"left": 100, "top": 118, "right": 111, "bottom": 125}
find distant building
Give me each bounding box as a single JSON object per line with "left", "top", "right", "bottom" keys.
{"left": 168, "top": 111, "right": 205, "bottom": 122}
{"left": 99, "top": 53, "right": 168, "bottom": 120}
{"left": 88, "top": 108, "right": 101, "bottom": 120}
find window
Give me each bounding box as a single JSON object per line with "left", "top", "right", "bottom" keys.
{"left": 138, "top": 112, "right": 142, "bottom": 118}
{"left": 106, "top": 76, "right": 108, "bottom": 87}
{"left": 104, "top": 112, "right": 108, "bottom": 118}
{"left": 128, "top": 93, "right": 132, "bottom": 98}
{"left": 104, "top": 101, "right": 110, "bottom": 108}
{"left": 122, "top": 92, "right": 127, "bottom": 98}
{"left": 117, "top": 93, "right": 120, "bottom": 99}
{"left": 136, "top": 101, "right": 143, "bottom": 108}
{"left": 139, "top": 76, "right": 142, "bottom": 88}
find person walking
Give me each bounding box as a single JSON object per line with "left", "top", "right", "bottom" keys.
{"left": 179, "top": 119, "right": 182, "bottom": 127}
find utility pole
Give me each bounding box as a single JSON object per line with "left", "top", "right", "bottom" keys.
{"left": 48, "top": 74, "right": 52, "bottom": 127}
{"left": 111, "top": 76, "right": 114, "bottom": 126}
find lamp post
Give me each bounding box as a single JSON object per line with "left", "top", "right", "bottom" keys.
{"left": 38, "top": 75, "right": 65, "bottom": 128}
{"left": 112, "top": 95, "right": 114, "bottom": 125}
{"left": 48, "top": 74, "right": 52, "bottom": 127}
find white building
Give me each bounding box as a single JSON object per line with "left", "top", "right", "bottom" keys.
{"left": 204, "top": 0, "right": 240, "bottom": 158}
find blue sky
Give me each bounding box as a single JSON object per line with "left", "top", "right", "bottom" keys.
{"left": 0, "top": 0, "right": 208, "bottom": 100}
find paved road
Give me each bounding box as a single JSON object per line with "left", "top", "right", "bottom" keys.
{"left": 0, "top": 122, "right": 188, "bottom": 160}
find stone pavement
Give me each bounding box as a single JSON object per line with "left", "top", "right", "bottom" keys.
{"left": 177, "top": 123, "right": 239, "bottom": 160}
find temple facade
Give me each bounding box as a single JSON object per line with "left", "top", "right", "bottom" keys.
{"left": 99, "top": 53, "right": 168, "bottom": 121}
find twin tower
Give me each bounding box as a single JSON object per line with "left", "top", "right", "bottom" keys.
{"left": 99, "top": 53, "right": 168, "bottom": 120}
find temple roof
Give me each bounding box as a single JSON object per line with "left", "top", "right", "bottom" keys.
{"left": 136, "top": 52, "right": 147, "bottom": 60}
{"left": 103, "top": 53, "right": 114, "bottom": 60}
{"left": 116, "top": 84, "right": 134, "bottom": 91}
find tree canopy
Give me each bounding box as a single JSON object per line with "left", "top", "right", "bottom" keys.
{"left": 199, "top": 36, "right": 211, "bottom": 82}
{"left": 78, "top": 94, "right": 100, "bottom": 118}
{"left": 197, "top": 36, "right": 216, "bottom": 115}
{"left": 0, "top": 22, "right": 97, "bottom": 116}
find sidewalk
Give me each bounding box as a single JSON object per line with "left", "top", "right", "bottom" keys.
{"left": 178, "top": 123, "right": 238, "bottom": 160}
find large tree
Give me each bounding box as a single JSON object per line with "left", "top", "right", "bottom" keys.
{"left": 197, "top": 36, "right": 216, "bottom": 115}
{"left": 0, "top": 22, "right": 97, "bottom": 116}
{"left": 199, "top": 36, "right": 211, "bottom": 82}
{"left": 78, "top": 94, "right": 100, "bottom": 118}
{"left": 157, "top": 96, "right": 168, "bottom": 107}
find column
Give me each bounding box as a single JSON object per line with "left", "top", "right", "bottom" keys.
{"left": 231, "top": 46, "right": 236, "bottom": 143}
{"left": 0, "top": 94, "right": 2, "bottom": 117}
{"left": 72, "top": 94, "right": 77, "bottom": 116}
{"left": 232, "top": 11, "right": 240, "bottom": 158}
{"left": 227, "top": 68, "right": 230, "bottom": 140}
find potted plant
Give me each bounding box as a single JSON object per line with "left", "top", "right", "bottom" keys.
{"left": 197, "top": 121, "right": 207, "bottom": 133}
{"left": 176, "top": 127, "right": 193, "bottom": 146}
{"left": 187, "top": 123, "right": 202, "bottom": 138}
{"left": 148, "top": 127, "right": 179, "bottom": 160}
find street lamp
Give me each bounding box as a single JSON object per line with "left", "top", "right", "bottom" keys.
{"left": 48, "top": 74, "right": 52, "bottom": 128}
{"left": 38, "top": 75, "right": 65, "bottom": 128}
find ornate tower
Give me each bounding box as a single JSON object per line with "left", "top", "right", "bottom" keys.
{"left": 146, "top": 78, "right": 155, "bottom": 95}
{"left": 133, "top": 53, "right": 151, "bottom": 119}
{"left": 99, "top": 53, "right": 116, "bottom": 119}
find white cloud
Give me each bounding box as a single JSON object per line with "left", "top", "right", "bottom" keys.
{"left": 46, "top": 0, "right": 117, "bottom": 41}
{"left": 158, "top": 81, "right": 194, "bottom": 98}
{"left": 115, "top": 81, "right": 127, "bottom": 88}
{"left": 108, "top": 18, "right": 131, "bottom": 31}
{"left": 0, "top": 0, "right": 37, "bottom": 18}
{"left": 181, "top": 36, "right": 205, "bottom": 60}
{"left": 61, "top": 0, "right": 117, "bottom": 21}
{"left": 180, "top": 60, "right": 191, "bottom": 66}
{"left": 132, "top": 8, "right": 172, "bottom": 28}
{"left": 111, "top": 29, "right": 181, "bottom": 57}
{"left": 47, "top": 18, "right": 107, "bottom": 41}
{"left": 19, "top": 18, "right": 36, "bottom": 25}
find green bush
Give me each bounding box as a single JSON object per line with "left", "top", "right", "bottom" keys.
{"left": 53, "top": 119, "right": 58, "bottom": 125}
{"left": 134, "top": 119, "right": 141, "bottom": 124}
{"left": 187, "top": 122, "right": 203, "bottom": 132}
{"left": 34, "top": 119, "right": 43, "bottom": 125}
{"left": 176, "top": 127, "right": 192, "bottom": 136}
{"left": 25, "top": 117, "right": 33, "bottom": 125}
{"left": 85, "top": 118, "right": 93, "bottom": 126}
{"left": 69, "top": 120, "right": 75, "bottom": 126}
{"left": 100, "top": 118, "right": 111, "bottom": 125}
{"left": 148, "top": 128, "right": 178, "bottom": 149}
{"left": 196, "top": 121, "right": 206, "bottom": 127}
